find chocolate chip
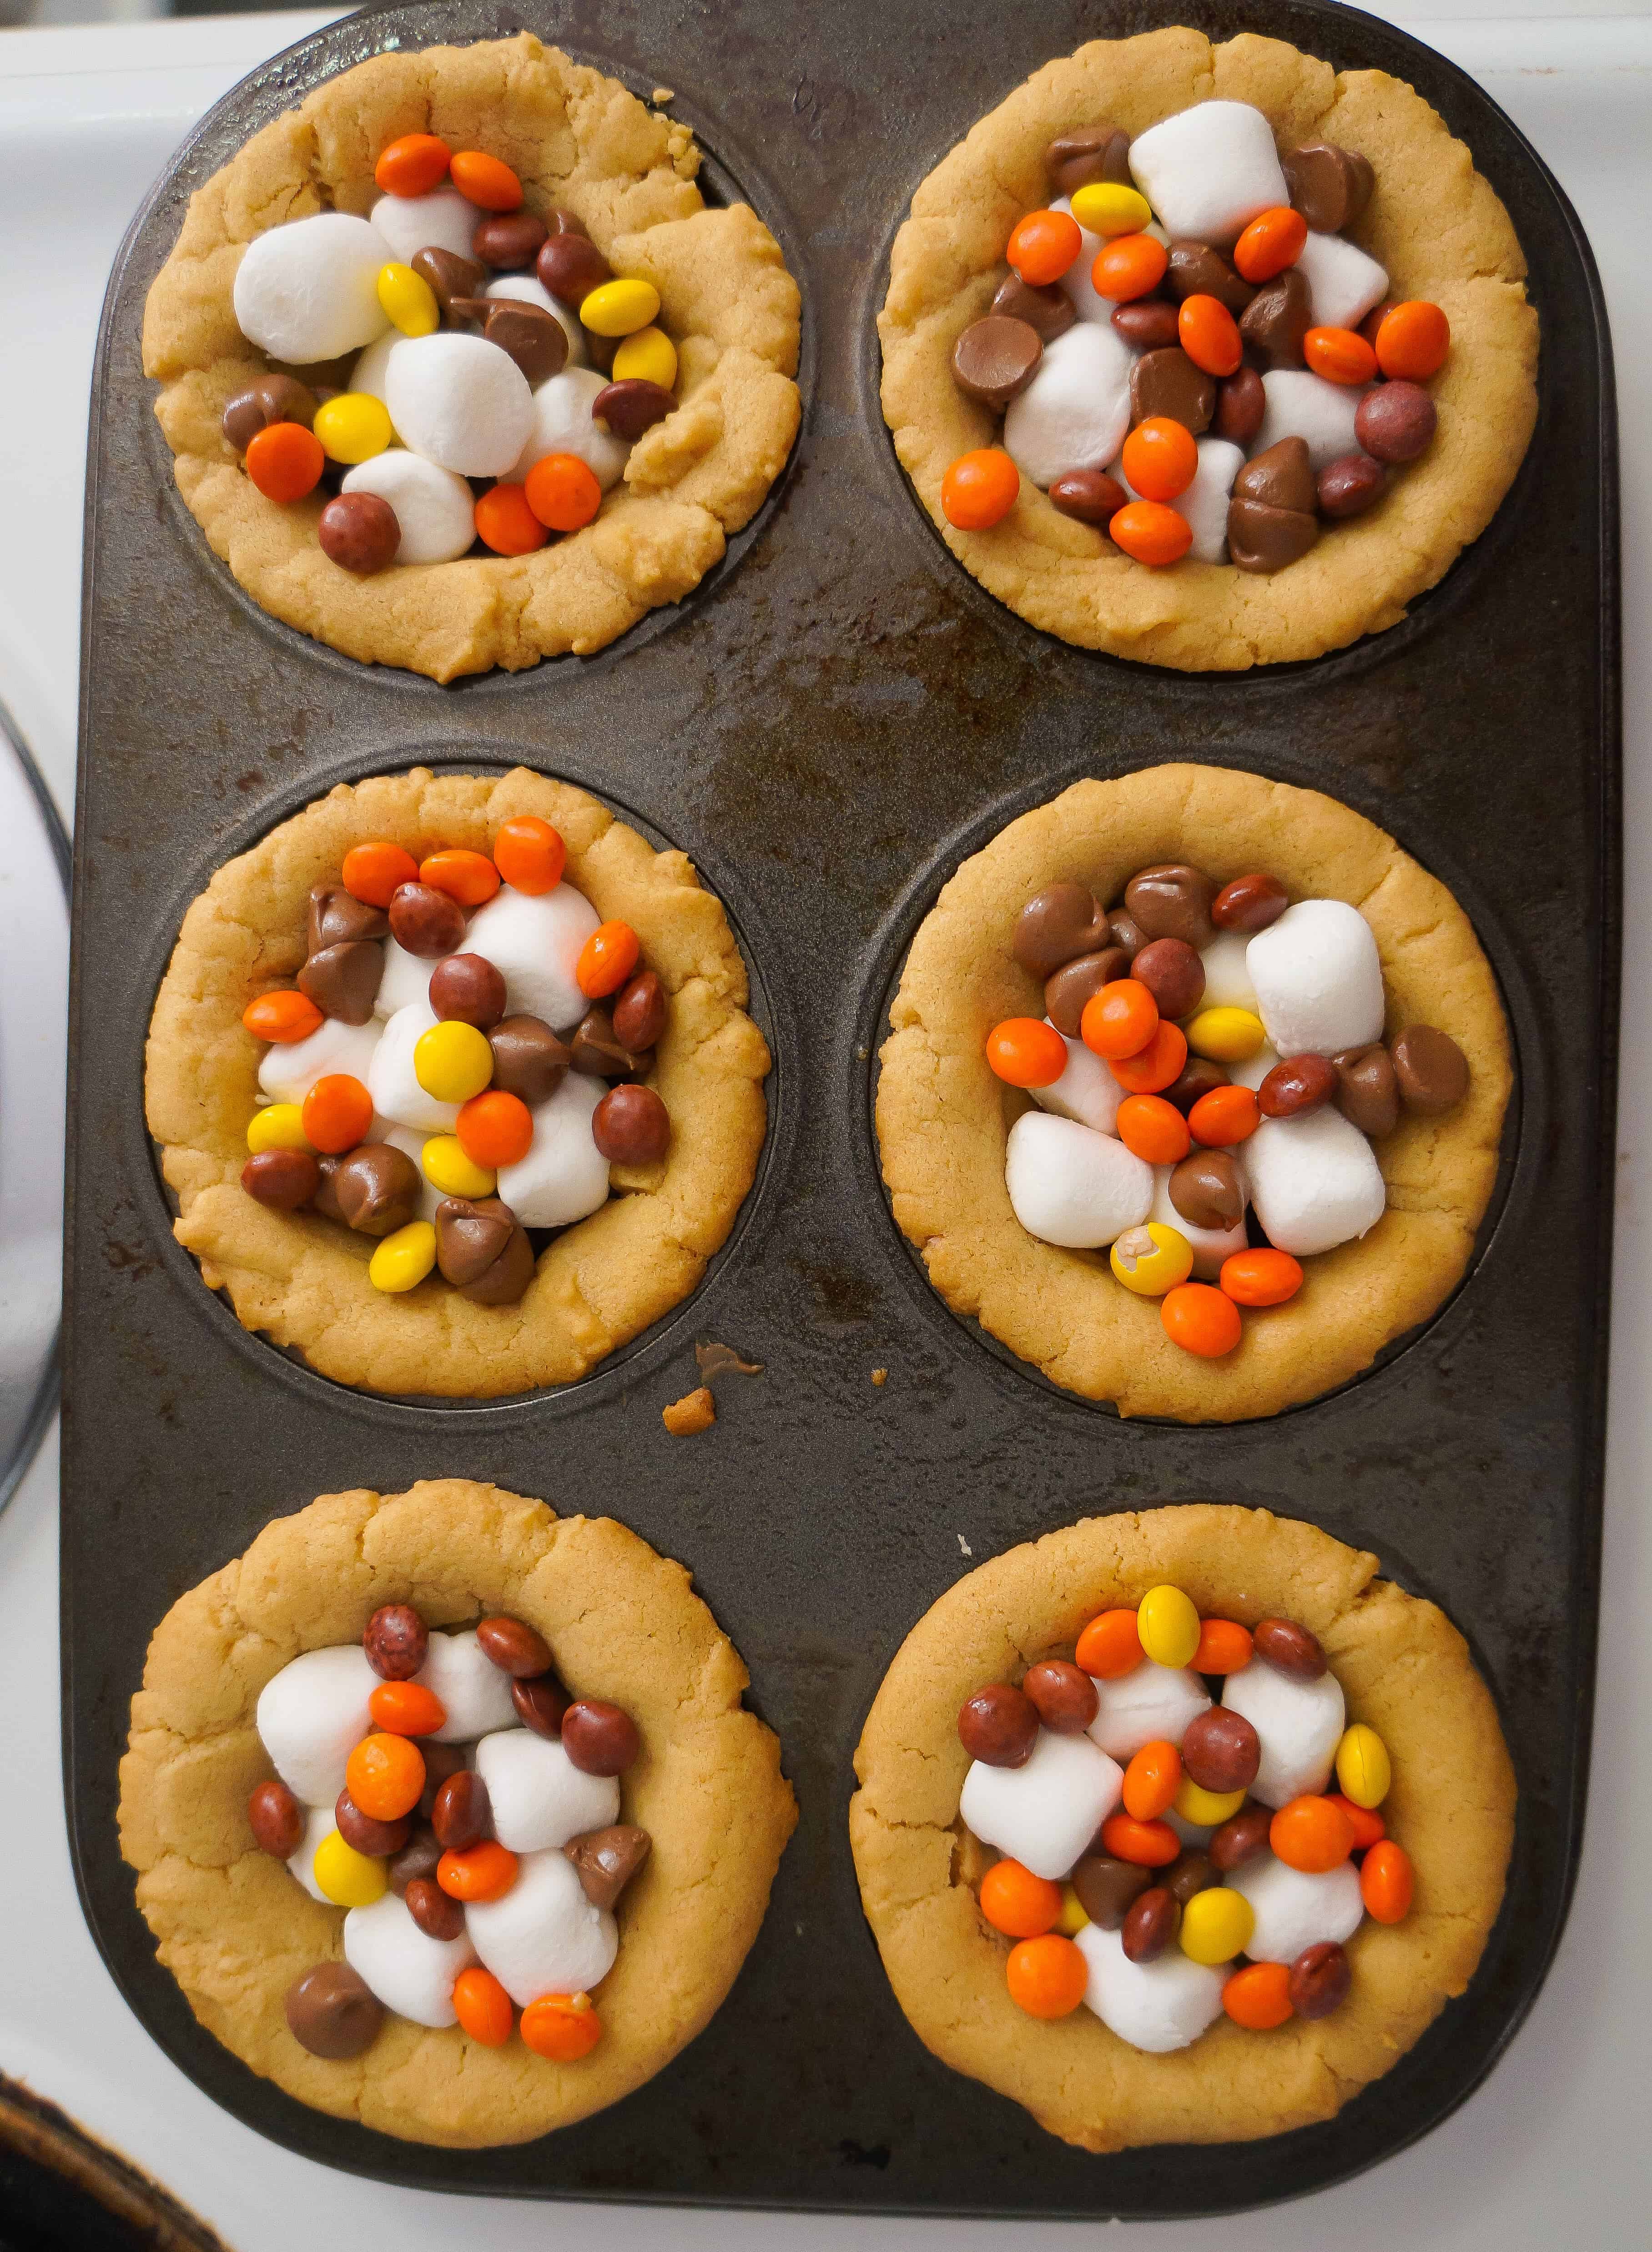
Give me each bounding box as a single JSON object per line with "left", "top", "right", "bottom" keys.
{"left": 1227, "top": 497, "right": 1319, "bottom": 573}
{"left": 388, "top": 1824, "right": 442, "bottom": 1895}
{"left": 476, "top": 1615, "right": 554, "bottom": 1678}
{"left": 1289, "top": 1939, "right": 1352, "bottom": 2019}
{"left": 593, "top": 378, "right": 675, "bottom": 440}
{"left": 612, "top": 969, "right": 667, "bottom": 1052}
{"left": 222, "top": 374, "right": 318, "bottom": 452}
{"left": 1021, "top": 1659, "right": 1098, "bottom": 1734}
{"left": 456, "top": 1214, "right": 535, "bottom": 1306}
{"left": 1045, "top": 947, "right": 1131, "bottom": 1037}
{"left": 318, "top": 493, "right": 399, "bottom": 576}
{"left": 957, "top": 1682, "right": 1037, "bottom": 1768}
{"left": 335, "top": 1788, "right": 412, "bottom": 1858}
{"left": 429, "top": 953, "right": 506, "bottom": 1029}
{"left": 1049, "top": 469, "right": 1126, "bottom": 527}
{"left": 593, "top": 1083, "right": 671, "bottom": 1165}
{"left": 363, "top": 1603, "right": 428, "bottom": 1682}
{"left": 513, "top": 1674, "right": 571, "bottom": 1737}
{"left": 1234, "top": 438, "right": 1316, "bottom": 515}
{"left": 1129, "top": 346, "right": 1214, "bottom": 435}
{"left": 412, "top": 245, "right": 488, "bottom": 315}
{"left": 1108, "top": 906, "right": 1148, "bottom": 959}
{"left": 537, "top": 232, "right": 610, "bottom": 306}
{"left": 1211, "top": 872, "right": 1289, "bottom": 932}
{"left": 1071, "top": 1853, "right": 1150, "bottom": 1929}
{"left": 1239, "top": 266, "right": 1311, "bottom": 369}
{"left": 284, "top": 1963, "right": 383, "bottom": 2060}
{"left": 473, "top": 208, "right": 547, "bottom": 269}
{"left": 581, "top": 323, "right": 619, "bottom": 374}
{"left": 951, "top": 315, "right": 1043, "bottom": 412}
{"left": 489, "top": 1015, "right": 570, "bottom": 1104}
{"left": 1166, "top": 242, "right": 1254, "bottom": 318}
{"left": 1166, "top": 1849, "right": 1219, "bottom": 1906}
{"left": 297, "top": 939, "right": 383, "bottom": 1025}
{"left": 989, "top": 272, "right": 1075, "bottom": 345}
{"left": 483, "top": 300, "right": 567, "bottom": 385}
{"left": 1210, "top": 1803, "right": 1273, "bottom": 1872}
{"left": 1013, "top": 883, "right": 1109, "bottom": 980}
{"left": 1111, "top": 299, "right": 1180, "bottom": 352}
{"left": 248, "top": 1778, "right": 305, "bottom": 1857}
{"left": 241, "top": 1148, "right": 320, "bottom": 1211}
{"left": 546, "top": 208, "right": 589, "bottom": 239}
{"left": 1318, "top": 452, "right": 1387, "bottom": 519}
{"left": 1355, "top": 381, "right": 1437, "bottom": 465}
{"left": 564, "top": 1824, "right": 651, "bottom": 1910}
{"left": 1179, "top": 1709, "right": 1261, "bottom": 1794}
{"left": 1123, "top": 864, "right": 1217, "bottom": 949}
{"left": 405, "top": 1875, "right": 466, "bottom": 1941}
{"left": 1391, "top": 1025, "right": 1470, "bottom": 1115}
{"left": 1129, "top": 936, "right": 1204, "bottom": 1021}
{"left": 1281, "top": 144, "right": 1374, "bottom": 236}
{"left": 1214, "top": 365, "right": 1265, "bottom": 447}
{"left": 432, "top": 1769, "right": 493, "bottom": 1853}
{"left": 569, "top": 1005, "right": 650, "bottom": 1081}
{"left": 1168, "top": 1148, "right": 1244, "bottom": 1230}
{"left": 1122, "top": 1886, "right": 1179, "bottom": 1963}
{"left": 330, "top": 1144, "right": 422, "bottom": 1237}
{"left": 388, "top": 881, "right": 466, "bottom": 958}
{"left": 444, "top": 297, "right": 494, "bottom": 328}
{"left": 1254, "top": 1616, "right": 1326, "bottom": 1681}
{"left": 562, "top": 1699, "right": 640, "bottom": 1776}
{"left": 416, "top": 1741, "right": 468, "bottom": 1822}
{"left": 308, "top": 883, "right": 388, "bottom": 952}
{"left": 1259, "top": 1052, "right": 1337, "bottom": 1120}
{"left": 1044, "top": 122, "right": 1132, "bottom": 198}
{"left": 434, "top": 1196, "right": 515, "bottom": 1286}
{"left": 1332, "top": 1043, "right": 1400, "bottom": 1137}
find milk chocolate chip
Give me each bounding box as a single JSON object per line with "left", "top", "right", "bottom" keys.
{"left": 1240, "top": 265, "right": 1312, "bottom": 369}
{"left": 1166, "top": 242, "right": 1254, "bottom": 317}
{"left": 222, "top": 374, "right": 319, "bottom": 451}
{"left": 1130, "top": 937, "right": 1204, "bottom": 1021}
{"left": 1391, "top": 1025, "right": 1470, "bottom": 1115}
{"left": 429, "top": 952, "right": 507, "bottom": 1028}
{"left": 957, "top": 1682, "right": 1037, "bottom": 1768}
{"left": 1168, "top": 1148, "right": 1244, "bottom": 1230}
{"left": 564, "top": 1824, "right": 651, "bottom": 1910}
{"left": 473, "top": 208, "right": 547, "bottom": 269}
{"left": 331, "top": 1144, "right": 422, "bottom": 1237}
{"left": 434, "top": 1196, "right": 535, "bottom": 1306}
{"left": 1129, "top": 346, "right": 1214, "bottom": 435}
{"left": 388, "top": 881, "right": 466, "bottom": 958}
{"left": 537, "top": 231, "right": 609, "bottom": 306}
{"left": 1235, "top": 438, "right": 1316, "bottom": 515}
{"left": 1281, "top": 144, "right": 1374, "bottom": 236}
{"left": 990, "top": 272, "right": 1075, "bottom": 344}
{"left": 242, "top": 1148, "right": 320, "bottom": 1211}
{"left": 308, "top": 882, "right": 388, "bottom": 951}
{"left": 1227, "top": 499, "right": 1319, "bottom": 573}
{"left": 298, "top": 939, "right": 383, "bottom": 1025}
{"left": 1111, "top": 299, "right": 1180, "bottom": 352}
{"left": 1044, "top": 123, "right": 1132, "bottom": 197}
{"left": 284, "top": 1964, "right": 383, "bottom": 2060}
{"left": 484, "top": 300, "right": 568, "bottom": 386}
{"left": 1049, "top": 469, "right": 1127, "bottom": 527}
{"left": 412, "top": 245, "right": 488, "bottom": 315}
{"left": 1332, "top": 1043, "right": 1400, "bottom": 1136}
{"left": 489, "top": 1015, "right": 570, "bottom": 1104}
{"left": 1123, "top": 864, "right": 1217, "bottom": 949}
{"left": 951, "top": 315, "right": 1043, "bottom": 411}
{"left": 1013, "top": 882, "right": 1109, "bottom": 979}
{"left": 1045, "top": 947, "right": 1131, "bottom": 1037}
{"left": 1214, "top": 365, "right": 1265, "bottom": 447}
{"left": 1108, "top": 906, "right": 1148, "bottom": 959}
{"left": 570, "top": 1005, "right": 650, "bottom": 1081}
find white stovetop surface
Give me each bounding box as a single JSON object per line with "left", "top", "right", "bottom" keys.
{"left": 0, "top": 9, "right": 1648, "bottom": 2247}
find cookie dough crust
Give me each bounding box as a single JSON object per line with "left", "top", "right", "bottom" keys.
{"left": 850, "top": 1504, "right": 1514, "bottom": 2152}
{"left": 143, "top": 34, "right": 802, "bottom": 681}
{"left": 876, "top": 764, "right": 1511, "bottom": 1420}
{"left": 146, "top": 767, "right": 771, "bottom": 1397}
{"left": 119, "top": 1480, "right": 797, "bottom": 2148}
{"left": 880, "top": 28, "right": 1538, "bottom": 669}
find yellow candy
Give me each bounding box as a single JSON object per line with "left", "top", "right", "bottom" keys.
{"left": 422, "top": 1134, "right": 497, "bottom": 1199}
{"left": 1137, "top": 1583, "right": 1200, "bottom": 1669}
{"left": 1335, "top": 1722, "right": 1392, "bottom": 1809}
{"left": 1109, "top": 1221, "right": 1194, "bottom": 1298}
{"left": 1185, "top": 1006, "right": 1267, "bottom": 1063}
{"left": 312, "top": 1829, "right": 388, "bottom": 1908}
{"left": 413, "top": 1019, "right": 494, "bottom": 1103}
{"left": 1055, "top": 1883, "right": 1090, "bottom": 1937}
{"left": 1175, "top": 1775, "right": 1246, "bottom": 1827}
{"left": 611, "top": 324, "right": 677, "bottom": 389}
{"left": 579, "top": 277, "right": 661, "bottom": 338}
{"left": 1069, "top": 182, "right": 1153, "bottom": 237}
{"left": 368, "top": 1220, "right": 437, "bottom": 1294}
{"left": 247, "top": 1102, "right": 309, "bottom": 1154}
{"left": 377, "top": 259, "right": 439, "bottom": 337}
{"left": 313, "top": 392, "right": 393, "bottom": 465}
{"left": 1178, "top": 1885, "right": 1254, "bottom": 1966}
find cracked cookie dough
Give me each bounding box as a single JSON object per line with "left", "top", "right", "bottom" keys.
{"left": 880, "top": 27, "right": 1536, "bottom": 667}
{"left": 146, "top": 767, "right": 770, "bottom": 1396}
{"left": 119, "top": 1479, "right": 796, "bottom": 2147}
{"left": 143, "top": 34, "right": 801, "bottom": 680}
{"left": 876, "top": 765, "right": 1511, "bottom": 1419}
{"left": 850, "top": 1504, "right": 1513, "bottom": 2151}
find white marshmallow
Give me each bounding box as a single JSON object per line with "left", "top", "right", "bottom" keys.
{"left": 1087, "top": 1663, "right": 1210, "bottom": 1763}
{"left": 286, "top": 1805, "right": 337, "bottom": 1904}
{"left": 485, "top": 275, "right": 587, "bottom": 368}
{"left": 344, "top": 1891, "right": 477, "bottom": 2028}
{"left": 1117, "top": 436, "right": 1244, "bottom": 565}
{"left": 255, "top": 1644, "right": 376, "bottom": 1807}
{"left": 959, "top": 1728, "right": 1122, "bottom": 1882}
{"left": 473, "top": 1730, "right": 621, "bottom": 1854}
{"left": 1254, "top": 369, "right": 1371, "bottom": 473}
{"left": 370, "top": 187, "right": 480, "bottom": 267}
{"left": 1128, "top": 102, "right": 1289, "bottom": 246}
{"left": 1199, "top": 929, "right": 1258, "bottom": 1012}
{"left": 1246, "top": 900, "right": 1385, "bottom": 1058}
{"left": 460, "top": 882, "right": 599, "bottom": 1031}
{"left": 1047, "top": 195, "right": 1115, "bottom": 326}
{"left": 1151, "top": 1163, "right": 1246, "bottom": 1281}
{"left": 1003, "top": 323, "right": 1134, "bottom": 491}
{"left": 342, "top": 452, "right": 476, "bottom": 566}
{"left": 1165, "top": 1809, "right": 1216, "bottom": 1850}
{"left": 233, "top": 213, "right": 390, "bottom": 366}
{"left": 1029, "top": 1026, "right": 1122, "bottom": 1136}
{"left": 1244, "top": 1109, "right": 1386, "bottom": 1257}
{"left": 386, "top": 333, "right": 534, "bottom": 478}
{"left": 505, "top": 368, "right": 630, "bottom": 490}
{"left": 496, "top": 1071, "right": 610, "bottom": 1228}
{"left": 1229, "top": 1853, "right": 1364, "bottom": 1964}
{"left": 1077, "top": 1921, "right": 1225, "bottom": 2052}
{"left": 414, "top": 1629, "right": 520, "bottom": 1743}
{"left": 349, "top": 328, "right": 408, "bottom": 420}
{"left": 1295, "top": 228, "right": 1388, "bottom": 333}
{"left": 1229, "top": 1040, "right": 1279, "bottom": 1093}
{"left": 465, "top": 1847, "right": 619, "bottom": 2006}
{"left": 374, "top": 935, "right": 439, "bottom": 1020}
{"left": 1004, "top": 1111, "right": 1153, "bottom": 1250}
{"left": 379, "top": 1126, "right": 442, "bottom": 1224}
{"left": 367, "top": 1001, "right": 460, "bottom": 1135}
{"left": 257, "top": 1015, "right": 381, "bottom": 1107}
{"left": 1222, "top": 1659, "right": 1345, "bottom": 1807}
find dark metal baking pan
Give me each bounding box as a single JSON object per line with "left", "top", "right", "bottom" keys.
{"left": 63, "top": 0, "right": 1617, "bottom": 2217}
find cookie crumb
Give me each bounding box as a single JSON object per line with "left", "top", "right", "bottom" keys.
{"left": 653, "top": 85, "right": 675, "bottom": 102}
{"left": 696, "top": 1339, "right": 764, "bottom": 1380}
{"left": 871, "top": 1368, "right": 888, "bottom": 1386}
{"left": 663, "top": 1386, "right": 716, "bottom": 1436}
{"left": 957, "top": 1534, "right": 972, "bottom": 1556}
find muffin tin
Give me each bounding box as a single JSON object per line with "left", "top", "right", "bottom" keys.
{"left": 64, "top": 0, "right": 1617, "bottom": 2218}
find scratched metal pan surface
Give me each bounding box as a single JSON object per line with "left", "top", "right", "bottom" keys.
{"left": 62, "top": 0, "right": 1617, "bottom": 2217}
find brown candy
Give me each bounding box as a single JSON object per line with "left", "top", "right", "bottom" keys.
{"left": 1044, "top": 122, "right": 1132, "bottom": 198}
{"left": 1259, "top": 1052, "right": 1337, "bottom": 1120}
{"left": 1281, "top": 144, "right": 1374, "bottom": 236}
{"left": 1166, "top": 1850, "right": 1219, "bottom": 1906}
{"left": 546, "top": 208, "right": 589, "bottom": 239}
{"left": 1239, "top": 266, "right": 1311, "bottom": 369}
{"left": 1121, "top": 1886, "right": 1179, "bottom": 1964}
{"left": 564, "top": 1824, "right": 651, "bottom": 1910}
{"left": 473, "top": 208, "right": 547, "bottom": 269}
{"left": 1331, "top": 1043, "right": 1400, "bottom": 1137}
{"left": 454, "top": 1209, "right": 535, "bottom": 1307}
{"left": 429, "top": 953, "right": 507, "bottom": 1029}
{"left": 308, "top": 882, "right": 388, "bottom": 952}
{"left": 1123, "top": 864, "right": 1216, "bottom": 950}
{"left": 318, "top": 493, "right": 399, "bottom": 576}
{"left": 950, "top": 315, "right": 1043, "bottom": 411}
{"left": 1021, "top": 1659, "right": 1098, "bottom": 1735}
{"left": 405, "top": 1875, "right": 467, "bottom": 1941}
{"left": 483, "top": 301, "right": 568, "bottom": 386}
{"left": 248, "top": 1777, "right": 305, "bottom": 1858}
{"left": 569, "top": 1005, "right": 650, "bottom": 1081}
{"left": 331, "top": 1144, "right": 422, "bottom": 1237}
{"left": 1234, "top": 439, "right": 1315, "bottom": 516}
{"left": 476, "top": 1615, "right": 554, "bottom": 1678}
{"left": 1070, "top": 1852, "right": 1150, "bottom": 1929}
{"left": 956, "top": 1682, "right": 1037, "bottom": 1769}
{"left": 513, "top": 1674, "right": 572, "bottom": 1737}
{"left": 489, "top": 1014, "right": 571, "bottom": 1104}
{"left": 612, "top": 969, "right": 667, "bottom": 1052}
{"left": 594, "top": 379, "right": 676, "bottom": 440}
{"left": 412, "top": 245, "right": 488, "bottom": 315}
{"left": 1129, "top": 347, "right": 1214, "bottom": 436}
{"left": 242, "top": 1147, "right": 320, "bottom": 1212}
{"left": 1111, "top": 300, "right": 1180, "bottom": 352}
{"left": 433, "top": 1195, "right": 514, "bottom": 1285}
{"left": 1228, "top": 498, "right": 1319, "bottom": 574}
{"left": 1013, "top": 882, "right": 1109, "bottom": 980}
{"left": 1049, "top": 469, "right": 1127, "bottom": 528}
{"left": 1213, "top": 366, "right": 1265, "bottom": 446}
{"left": 1254, "top": 1616, "right": 1327, "bottom": 1681}
{"left": 562, "top": 1699, "right": 641, "bottom": 1777}
{"left": 1318, "top": 453, "right": 1386, "bottom": 520}
{"left": 1163, "top": 1057, "right": 1229, "bottom": 1116}
{"left": 1356, "top": 381, "right": 1436, "bottom": 465}
{"left": 388, "top": 880, "right": 466, "bottom": 958}
{"left": 1129, "top": 937, "right": 1204, "bottom": 1022}
{"left": 1179, "top": 1709, "right": 1261, "bottom": 1795}
{"left": 364, "top": 1602, "right": 428, "bottom": 1681}
{"left": 1108, "top": 906, "right": 1148, "bottom": 959}
{"left": 1210, "top": 1803, "right": 1273, "bottom": 1873}
{"left": 1212, "top": 872, "right": 1289, "bottom": 932}
{"left": 537, "top": 231, "right": 610, "bottom": 306}
{"left": 298, "top": 939, "right": 383, "bottom": 1025}
{"left": 284, "top": 1963, "right": 383, "bottom": 2060}
{"left": 388, "top": 1824, "right": 442, "bottom": 1895}
{"left": 416, "top": 1741, "right": 469, "bottom": 1822}
{"left": 593, "top": 1083, "right": 671, "bottom": 1166}
{"left": 1391, "top": 1025, "right": 1470, "bottom": 1115}
{"left": 1168, "top": 1149, "right": 1244, "bottom": 1230}
{"left": 1045, "top": 947, "right": 1132, "bottom": 1036}
{"left": 335, "top": 1788, "right": 412, "bottom": 1859}
{"left": 222, "top": 373, "right": 319, "bottom": 452}
{"left": 432, "top": 1769, "right": 493, "bottom": 1853}
{"left": 1289, "top": 1939, "right": 1352, "bottom": 2019}
{"left": 989, "top": 272, "right": 1075, "bottom": 345}
{"left": 1166, "top": 241, "right": 1254, "bottom": 318}
{"left": 312, "top": 1156, "right": 345, "bottom": 1223}
{"left": 581, "top": 323, "right": 620, "bottom": 375}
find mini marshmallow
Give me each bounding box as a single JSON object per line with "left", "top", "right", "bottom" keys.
{"left": 1222, "top": 1658, "right": 1345, "bottom": 1808}
{"left": 1295, "top": 228, "right": 1388, "bottom": 333}
{"left": 486, "top": 275, "right": 587, "bottom": 368}
{"left": 1152, "top": 1163, "right": 1246, "bottom": 1281}
{"left": 1199, "top": 929, "right": 1259, "bottom": 1012}
{"left": 1077, "top": 1921, "right": 1226, "bottom": 2053}
{"left": 370, "top": 187, "right": 480, "bottom": 267}
{"left": 349, "top": 328, "right": 408, "bottom": 419}
{"left": 1029, "top": 1026, "right": 1122, "bottom": 1136}
{"left": 1165, "top": 1809, "right": 1217, "bottom": 1850}
{"left": 342, "top": 452, "right": 477, "bottom": 566}
{"left": 496, "top": 1071, "right": 610, "bottom": 1228}
{"left": 379, "top": 1126, "right": 442, "bottom": 1223}
{"left": 1228, "top": 1040, "right": 1279, "bottom": 1093}
{"left": 1254, "top": 369, "right": 1370, "bottom": 473}
{"left": 505, "top": 368, "right": 630, "bottom": 490}
{"left": 473, "top": 1730, "right": 621, "bottom": 1853}
{"left": 256, "top": 1644, "right": 376, "bottom": 1807}
{"left": 460, "top": 881, "right": 599, "bottom": 1030}
{"left": 367, "top": 1001, "right": 461, "bottom": 1135}
{"left": 1003, "top": 323, "right": 1134, "bottom": 491}
{"left": 374, "top": 935, "right": 438, "bottom": 1020}
{"left": 1048, "top": 196, "right": 1114, "bottom": 326}
{"left": 1229, "top": 1853, "right": 1364, "bottom": 1964}
{"left": 1087, "top": 1663, "right": 1211, "bottom": 1763}
{"left": 343, "top": 1890, "right": 478, "bottom": 2027}
{"left": 385, "top": 333, "right": 534, "bottom": 479}
{"left": 959, "top": 1727, "right": 1123, "bottom": 1882}
{"left": 1244, "top": 1108, "right": 1386, "bottom": 1257}
{"left": 414, "top": 1629, "right": 520, "bottom": 1744}
{"left": 1246, "top": 899, "right": 1385, "bottom": 1058}
{"left": 287, "top": 1805, "right": 337, "bottom": 1904}
{"left": 465, "top": 1847, "right": 619, "bottom": 2006}
{"left": 1004, "top": 1111, "right": 1153, "bottom": 1250}
{"left": 233, "top": 213, "right": 389, "bottom": 366}
{"left": 257, "top": 1015, "right": 382, "bottom": 1107}
{"left": 1127, "top": 102, "right": 1289, "bottom": 246}
{"left": 1118, "top": 436, "right": 1244, "bottom": 565}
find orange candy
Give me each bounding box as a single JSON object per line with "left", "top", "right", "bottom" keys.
{"left": 1091, "top": 232, "right": 1168, "bottom": 303}
{"left": 420, "top": 848, "right": 500, "bottom": 908}
{"left": 1223, "top": 1960, "right": 1294, "bottom": 2031}
{"left": 1109, "top": 500, "right": 1192, "bottom": 568}
{"left": 1329, "top": 1793, "right": 1386, "bottom": 1851}
{"left": 437, "top": 1840, "right": 519, "bottom": 1902}
{"left": 521, "top": 1992, "right": 603, "bottom": 2060}
{"left": 987, "top": 1017, "right": 1068, "bottom": 1089}
{"left": 452, "top": 1965, "right": 514, "bottom": 2046}
{"left": 1099, "top": 1813, "right": 1180, "bottom": 1868}
{"left": 577, "top": 920, "right": 641, "bottom": 999}
{"left": 524, "top": 451, "right": 603, "bottom": 532}
{"left": 1219, "top": 1248, "right": 1303, "bottom": 1307}
{"left": 1004, "top": 1934, "right": 1088, "bottom": 2019}
{"left": 1116, "top": 1092, "right": 1191, "bottom": 1165}
{"left": 1194, "top": 1618, "right": 1254, "bottom": 1674}
{"left": 458, "top": 1089, "right": 534, "bottom": 1169}
{"left": 1188, "top": 1083, "right": 1259, "bottom": 1146}
{"left": 244, "top": 420, "right": 324, "bottom": 504}
{"left": 342, "top": 840, "right": 418, "bottom": 908}
{"left": 1080, "top": 980, "right": 1158, "bottom": 1060}
{"left": 1007, "top": 208, "right": 1082, "bottom": 286}
{"left": 1121, "top": 416, "right": 1198, "bottom": 504}
{"left": 1075, "top": 1608, "right": 1143, "bottom": 1680}
{"left": 374, "top": 133, "right": 451, "bottom": 198}
{"left": 979, "top": 1858, "right": 1063, "bottom": 1939}
{"left": 450, "top": 149, "right": 523, "bottom": 211}
{"left": 1303, "top": 326, "right": 1378, "bottom": 386}
{"left": 345, "top": 1732, "right": 427, "bottom": 1823}
{"left": 493, "top": 815, "right": 566, "bottom": 895}
{"left": 368, "top": 1680, "right": 447, "bottom": 1737}
{"left": 1270, "top": 1794, "right": 1356, "bottom": 1874}
{"left": 942, "top": 449, "right": 1019, "bottom": 530}
{"left": 1121, "top": 1740, "right": 1182, "bottom": 1822}
{"left": 1375, "top": 300, "right": 1450, "bottom": 381}
{"left": 1360, "top": 1838, "right": 1415, "bottom": 1923}
{"left": 1161, "top": 1281, "right": 1242, "bottom": 1358}
{"left": 1177, "top": 294, "right": 1243, "bottom": 378}
{"left": 1108, "top": 1021, "right": 1187, "bottom": 1095}
{"left": 301, "top": 1073, "right": 373, "bottom": 1155}
{"left": 475, "top": 481, "right": 549, "bottom": 556}
{"left": 242, "top": 990, "right": 322, "bottom": 1045}
{"left": 1233, "top": 206, "right": 1307, "bottom": 283}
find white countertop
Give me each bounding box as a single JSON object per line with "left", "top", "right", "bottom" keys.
{"left": 1, "top": 9, "right": 1648, "bottom": 2247}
